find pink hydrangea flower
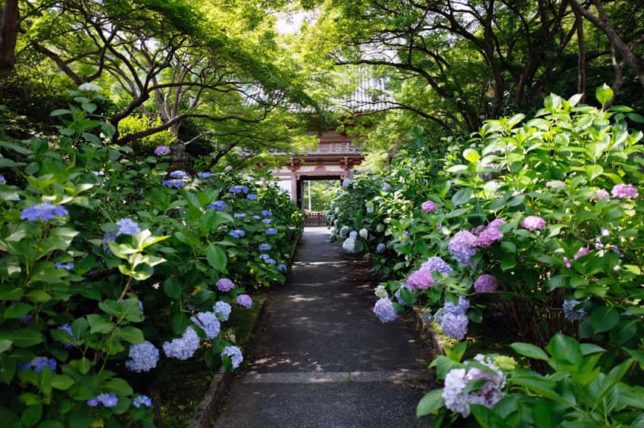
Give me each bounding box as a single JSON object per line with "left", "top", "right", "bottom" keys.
{"left": 421, "top": 200, "right": 437, "bottom": 213}
{"left": 594, "top": 189, "right": 610, "bottom": 200}
{"left": 407, "top": 268, "right": 434, "bottom": 290}
{"left": 611, "top": 184, "right": 638, "bottom": 199}
{"left": 521, "top": 216, "right": 546, "bottom": 232}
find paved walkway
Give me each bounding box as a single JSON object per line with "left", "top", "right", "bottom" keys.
{"left": 214, "top": 228, "right": 431, "bottom": 427}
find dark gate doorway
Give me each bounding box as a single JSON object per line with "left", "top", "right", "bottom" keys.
{"left": 297, "top": 177, "right": 341, "bottom": 226}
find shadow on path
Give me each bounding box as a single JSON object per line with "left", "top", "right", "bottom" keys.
{"left": 214, "top": 227, "right": 432, "bottom": 427}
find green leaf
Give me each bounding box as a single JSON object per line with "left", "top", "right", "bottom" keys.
{"left": 595, "top": 84, "right": 613, "bottom": 108}
{"left": 117, "top": 327, "right": 144, "bottom": 344}
{"left": 206, "top": 244, "right": 227, "bottom": 272}
{"left": 86, "top": 314, "right": 115, "bottom": 334}
{"left": 584, "top": 164, "right": 603, "bottom": 181}
{"left": 0, "top": 339, "right": 12, "bottom": 353}
{"left": 51, "top": 375, "right": 75, "bottom": 391}
{"left": 463, "top": 149, "right": 480, "bottom": 164}
{"left": 546, "top": 334, "right": 582, "bottom": 365}
{"left": 451, "top": 189, "right": 472, "bottom": 206}
{"left": 589, "top": 306, "right": 619, "bottom": 334}
{"left": 20, "top": 404, "right": 42, "bottom": 428}
{"left": 104, "top": 377, "right": 133, "bottom": 396}
{"left": 3, "top": 303, "right": 33, "bottom": 319}
{"left": 416, "top": 389, "right": 445, "bottom": 417}
{"left": 510, "top": 342, "right": 549, "bottom": 361}
{"left": 163, "top": 278, "right": 182, "bottom": 300}
{"left": 532, "top": 399, "right": 556, "bottom": 428}
{"left": 0, "top": 328, "right": 43, "bottom": 347}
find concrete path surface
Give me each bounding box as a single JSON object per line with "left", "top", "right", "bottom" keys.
{"left": 214, "top": 227, "right": 432, "bottom": 428}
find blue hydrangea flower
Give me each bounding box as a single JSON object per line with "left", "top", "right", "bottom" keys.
{"left": 233, "top": 213, "right": 247, "bottom": 218}
{"left": 229, "top": 185, "right": 249, "bottom": 194}
{"left": 277, "top": 264, "right": 287, "bottom": 273}
{"left": 373, "top": 297, "right": 397, "bottom": 323}
{"left": 116, "top": 218, "right": 140, "bottom": 235}
{"left": 376, "top": 243, "right": 386, "bottom": 254}
{"left": 259, "top": 243, "right": 272, "bottom": 252}
{"left": 265, "top": 258, "right": 276, "bottom": 265}
{"left": 261, "top": 210, "right": 272, "bottom": 217}
{"left": 162, "top": 327, "right": 200, "bottom": 360}
{"left": 55, "top": 262, "right": 74, "bottom": 270}
{"left": 88, "top": 393, "right": 118, "bottom": 408}
{"left": 214, "top": 301, "right": 232, "bottom": 321}
{"left": 169, "top": 170, "right": 187, "bottom": 179}
{"left": 20, "top": 356, "right": 57, "bottom": 373}
{"left": 162, "top": 179, "right": 186, "bottom": 188}
{"left": 20, "top": 314, "right": 31, "bottom": 324}
{"left": 125, "top": 341, "right": 159, "bottom": 372}
{"left": 563, "top": 299, "right": 587, "bottom": 321}
{"left": 133, "top": 395, "right": 153, "bottom": 408}
{"left": 191, "top": 312, "right": 221, "bottom": 339}
{"left": 197, "top": 172, "right": 213, "bottom": 179}
{"left": 221, "top": 345, "right": 243, "bottom": 369}
{"left": 247, "top": 193, "right": 257, "bottom": 200}
{"left": 435, "top": 297, "right": 470, "bottom": 340}
{"left": 208, "top": 201, "right": 227, "bottom": 211}
{"left": 421, "top": 257, "right": 453, "bottom": 274}
{"left": 262, "top": 218, "right": 272, "bottom": 224}
{"left": 216, "top": 278, "right": 235, "bottom": 292}
{"left": 57, "top": 323, "right": 76, "bottom": 348}
{"left": 21, "top": 202, "right": 69, "bottom": 222}
{"left": 0, "top": 174, "right": 5, "bottom": 184}
{"left": 252, "top": 215, "right": 261, "bottom": 220}
{"left": 265, "top": 228, "right": 277, "bottom": 235}
{"left": 230, "top": 229, "right": 246, "bottom": 239}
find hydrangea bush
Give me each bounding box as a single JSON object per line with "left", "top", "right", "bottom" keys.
{"left": 328, "top": 87, "right": 643, "bottom": 423}
{"left": 0, "top": 94, "right": 302, "bottom": 425}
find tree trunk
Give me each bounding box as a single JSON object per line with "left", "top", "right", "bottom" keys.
{"left": 0, "top": 0, "right": 19, "bottom": 77}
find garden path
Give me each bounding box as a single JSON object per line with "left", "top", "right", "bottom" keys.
{"left": 214, "top": 227, "right": 432, "bottom": 427}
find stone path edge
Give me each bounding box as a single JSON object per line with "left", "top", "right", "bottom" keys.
{"left": 189, "top": 298, "right": 267, "bottom": 428}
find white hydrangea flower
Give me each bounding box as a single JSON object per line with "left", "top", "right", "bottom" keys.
{"left": 79, "top": 82, "right": 100, "bottom": 92}
{"left": 374, "top": 285, "right": 388, "bottom": 298}
{"left": 359, "top": 228, "right": 368, "bottom": 239}
{"left": 342, "top": 237, "right": 356, "bottom": 253}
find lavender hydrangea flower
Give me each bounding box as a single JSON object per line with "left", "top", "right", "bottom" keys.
{"left": 162, "top": 179, "right": 186, "bottom": 188}
{"left": 563, "top": 299, "right": 587, "bottom": 321}
{"left": 611, "top": 183, "right": 638, "bottom": 199}
{"left": 476, "top": 221, "right": 504, "bottom": 247}
{"left": 154, "top": 145, "right": 170, "bottom": 156}
{"left": 191, "top": 312, "right": 221, "bottom": 339}
{"left": 197, "top": 172, "right": 213, "bottom": 179}
{"left": 262, "top": 218, "right": 272, "bottom": 224}
{"left": 125, "top": 341, "right": 159, "bottom": 372}
{"left": 443, "top": 355, "right": 505, "bottom": 417}
{"left": 55, "top": 262, "right": 74, "bottom": 270}
{"left": 216, "top": 278, "right": 235, "bottom": 292}
{"left": 373, "top": 297, "right": 397, "bottom": 323}
{"left": 261, "top": 210, "right": 272, "bottom": 217}
{"left": 421, "top": 257, "right": 453, "bottom": 274}
{"left": 133, "top": 395, "right": 152, "bottom": 408}
{"left": 236, "top": 294, "right": 253, "bottom": 309}
{"left": 208, "top": 201, "right": 227, "bottom": 211}
{"left": 474, "top": 274, "right": 498, "bottom": 293}
{"left": 21, "top": 202, "right": 69, "bottom": 222}
{"left": 234, "top": 213, "right": 247, "bottom": 218}
{"left": 436, "top": 298, "right": 470, "bottom": 340}
{"left": 277, "top": 264, "right": 287, "bottom": 273}
{"left": 594, "top": 189, "right": 610, "bottom": 200}
{"left": 162, "top": 327, "right": 200, "bottom": 360}
{"left": 259, "top": 243, "right": 271, "bottom": 252}
{"left": 265, "top": 228, "right": 277, "bottom": 235}
{"left": 221, "top": 345, "right": 243, "bottom": 369}
{"left": 214, "top": 301, "right": 232, "bottom": 321}
{"left": 116, "top": 218, "right": 140, "bottom": 235}
{"left": 521, "top": 215, "right": 546, "bottom": 232}
{"left": 421, "top": 200, "right": 437, "bottom": 213}
{"left": 407, "top": 268, "right": 434, "bottom": 290}
{"left": 95, "top": 393, "right": 118, "bottom": 408}
{"left": 169, "top": 170, "right": 187, "bottom": 179}
{"left": 247, "top": 193, "right": 257, "bottom": 200}
{"left": 230, "top": 229, "right": 246, "bottom": 239}
{"left": 376, "top": 243, "right": 386, "bottom": 254}
{"left": 448, "top": 231, "right": 479, "bottom": 265}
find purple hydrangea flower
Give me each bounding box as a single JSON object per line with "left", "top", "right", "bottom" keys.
{"left": 259, "top": 243, "right": 272, "bottom": 252}
{"left": 247, "top": 193, "right": 257, "bottom": 200}
{"left": 277, "top": 264, "right": 287, "bottom": 273}
{"left": 216, "top": 278, "right": 235, "bottom": 292}
{"left": 214, "top": 301, "right": 232, "bottom": 321}
{"left": 265, "top": 228, "right": 278, "bottom": 235}
{"left": 87, "top": 398, "right": 99, "bottom": 407}
{"left": 448, "top": 231, "right": 479, "bottom": 265}
{"left": 162, "top": 179, "right": 186, "bottom": 188}
{"left": 421, "top": 257, "right": 453, "bottom": 274}
{"left": 262, "top": 218, "right": 272, "bottom": 224}
{"left": 230, "top": 229, "right": 246, "bottom": 239}
{"left": 221, "top": 345, "right": 243, "bottom": 369}
{"left": 611, "top": 183, "right": 638, "bottom": 199}
{"left": 133, "top": 395, "right": 152, "bottom": 408}
{"left": 594, "top": 189, "right": 610, "bottom": 200}
{"left": 407, "top": 268, "right": 434, "bottom": 290}
{"left": 162, "top": 327, "right": 200, "bottom": 360}
{"left": 169, "top": 170, "right": 187, "bottom": 179}
{"left": 191, "top": 312, "right": 221, "bottom": 339}
{"left": 521, "top": 215, "right": 546, "bottom": 231}
{"left": 563, "top": 299, "right": 587, "bottom": 321}
{"left": 435, "top": 297, "right": 470, "bottom": 340}
{"left": 55, "top": 262, "right": 74, "bottom": 270}
{"left": 21, "top": 202, "right": 69, "bottom": 222}
{"left": 421, "top": 200, "right": 437, "bottom": 213}
{"left": 154, "top": 145, "right": 170, "bottom": 156}
{"left": 236, "top": 294, "right": 253, "bottom": 309}
{"left": 208, "top": 201, "right": 227, "bottom": 211}
{"left": 373, "top": 297, "right": 397, "bottom": 323}
{"left": 474, "top": 274, "right": 498, "bottom": 293}
{"left": 125, "top": 341, "right": 159, "bottom": 372}
{"left": 197, "top": 172, "right": 213, "bottom": 179}
{"left": 476, "top": 222, "right": 504, "bottom": 247}
{"left": 261, "top": 210, "right": 272, "bottom": 217}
